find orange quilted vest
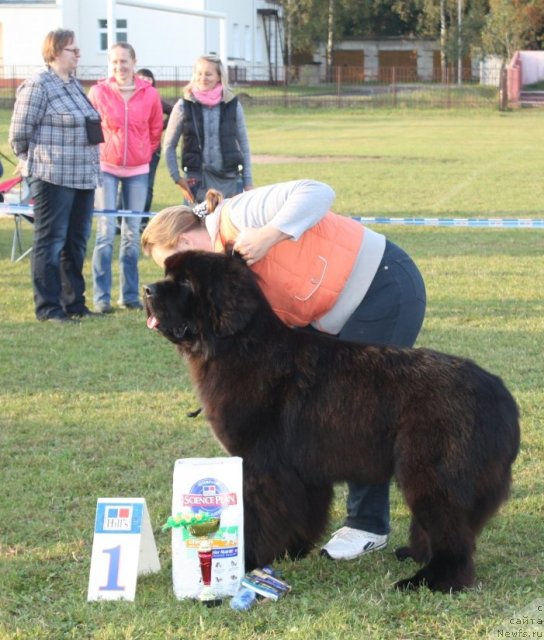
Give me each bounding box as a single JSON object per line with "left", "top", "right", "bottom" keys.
{"left": 214, "top": 206, "right": 364, "bottom": 326}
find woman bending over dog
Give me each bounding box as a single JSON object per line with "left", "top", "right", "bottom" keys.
{"left": 141, "top": 179, "right": 427, "bottom": 561}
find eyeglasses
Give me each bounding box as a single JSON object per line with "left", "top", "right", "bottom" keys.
{"left": 64, "top": 47, "right": 81, "bottom": 55}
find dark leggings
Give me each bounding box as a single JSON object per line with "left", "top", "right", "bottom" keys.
{"left": 340, "top": 240, "right": 426, "bottom": 346}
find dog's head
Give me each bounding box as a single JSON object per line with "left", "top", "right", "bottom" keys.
{"left": 144, "top": 250, "right": 266, "bottom": 355}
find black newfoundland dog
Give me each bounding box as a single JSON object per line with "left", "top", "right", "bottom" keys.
{"left": 144, "top": 250, "right": 520, "bottom": 593}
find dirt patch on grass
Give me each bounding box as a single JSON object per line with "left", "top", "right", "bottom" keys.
{"left": 252, "top": 154, "right": 361, "bottom": 164}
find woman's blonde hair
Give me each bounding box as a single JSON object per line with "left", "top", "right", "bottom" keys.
{"left": 184, "top": 55, "right": 230, "bottom": 99}
{"left": 141, "top": 189, "right": 223, "bottom": 256}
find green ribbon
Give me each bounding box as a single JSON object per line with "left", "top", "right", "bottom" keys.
{"left": 162, "top": 511, "right": 215, "bottom": 532}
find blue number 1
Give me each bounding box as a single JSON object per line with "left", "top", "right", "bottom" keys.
{"left": 99, "top": 545, "right": 125, "bottom": 591}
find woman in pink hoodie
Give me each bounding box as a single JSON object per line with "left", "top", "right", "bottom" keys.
{"left": 89, "top": 42, "right": 163, "bottom": 313}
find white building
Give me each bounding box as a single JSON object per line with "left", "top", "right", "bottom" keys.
{"left": 0, "top": 0, "right": 284, "bottom": 81}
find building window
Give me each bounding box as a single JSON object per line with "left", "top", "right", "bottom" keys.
{"left": 98, "top": 19, "right": 128, "bottom": 51}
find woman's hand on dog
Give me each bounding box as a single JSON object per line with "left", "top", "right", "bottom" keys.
{"left": 234, "top": 226, "right": 290, "bottom": 266}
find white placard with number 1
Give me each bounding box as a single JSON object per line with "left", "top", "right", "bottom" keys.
{"left": 87, "top": 498, "right": 160, "bottom": 601}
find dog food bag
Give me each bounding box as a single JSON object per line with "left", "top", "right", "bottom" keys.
{"left": 171, "top": 457, "right": 244, "bottom": 600}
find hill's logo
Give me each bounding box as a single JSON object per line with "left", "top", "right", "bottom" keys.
{"left": 183, "top": 477, "right": 237, "bottom": 517}
{"left": 102, "top": 505, "right": 133, "bottom": 531}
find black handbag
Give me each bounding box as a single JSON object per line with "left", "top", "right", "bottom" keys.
{"left": 84, "top": 116, "right": 105, "bottom": 144}
{"left": 64, "top": 84, "right": 105, "bottom": 145}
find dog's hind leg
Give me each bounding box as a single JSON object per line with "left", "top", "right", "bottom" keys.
{"left": 395, "top": 500, "right": 475, "bottom": 593}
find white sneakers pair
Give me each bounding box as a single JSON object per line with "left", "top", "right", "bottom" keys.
{"left": 320, "top": 526, "right": 388, "bottom": 560}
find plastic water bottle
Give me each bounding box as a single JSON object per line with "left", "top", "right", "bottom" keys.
{"left": 230, "top": 586, "right": 257, "bottom": 611}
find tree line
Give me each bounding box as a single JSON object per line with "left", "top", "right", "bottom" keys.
{"left": 280, "top": 0, "right": 544, "bottom": 72}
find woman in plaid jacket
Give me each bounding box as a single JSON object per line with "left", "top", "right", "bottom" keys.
{"left": 9, "top": 29, "right": 101, "bottom": 323}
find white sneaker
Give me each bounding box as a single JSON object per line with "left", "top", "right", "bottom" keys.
{"left": 320, "top": 527, "right": 388, "bottom": 560}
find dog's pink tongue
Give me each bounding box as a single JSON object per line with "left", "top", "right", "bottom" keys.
{"left": 147, "top": 315, "right": 159, "bottom": 330}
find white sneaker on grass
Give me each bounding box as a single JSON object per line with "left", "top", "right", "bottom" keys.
{"left": 320, "top": 527, "right": 388, "bottom": 560}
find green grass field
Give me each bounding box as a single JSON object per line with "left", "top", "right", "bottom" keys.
{"left": 1, "top": 108, "right": 543, "bottom": 639}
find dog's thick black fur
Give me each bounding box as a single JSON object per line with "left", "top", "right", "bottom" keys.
{"left": 144, "top": 250, "right": 520, "bottom": 593}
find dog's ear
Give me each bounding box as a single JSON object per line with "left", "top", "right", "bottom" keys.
{"left": 164, "top": 251, "right": 186, "bottom": 274}
{"left": 206, "top": 254, "right": 261, "bottom": 337}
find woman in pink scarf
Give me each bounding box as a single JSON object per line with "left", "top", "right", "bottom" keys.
{"left": 163, "top": 55, "right": 253, "bottom": 203}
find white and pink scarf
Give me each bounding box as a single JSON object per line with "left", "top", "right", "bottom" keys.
{"left": 192, "top": 84, "right": 223, "bottom": 107}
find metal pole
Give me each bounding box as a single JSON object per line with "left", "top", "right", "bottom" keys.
{"left": 111, "top": 0, "right": 228, "bottom": 65}
{"left": 457, "top": 0, "right": 462, "bottom": 85}
{"left": 219, "top": 16, "right": 227, "bottom": 65}
{"left": 107, "top": 0, "right": 116, "bottom": 49}
{"left": 287, "top": 0, "right": 292, "bottom": 69}
{"left": 107, "top": 0, "right": 116, "bottom": 75}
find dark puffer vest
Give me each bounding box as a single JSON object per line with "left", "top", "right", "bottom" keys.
{"left": 181, "top": 98, "right": 244, "bottom": 174}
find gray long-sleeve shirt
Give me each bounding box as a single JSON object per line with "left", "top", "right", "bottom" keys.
{"left": 163, "top": 95, "right": 253, "bottom": 188}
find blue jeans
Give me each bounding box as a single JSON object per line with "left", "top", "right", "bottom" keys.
{"left": 145, "top": 149, "right": 161, "bottom": 212}
{"left": 333, "top": 240, "right": 426, "bottom": 535}
{"left": 28, "top": 178, "right": 94, "bottom": 320}
{"left": 92, "top": 172, "right": 148, "bottom": 307}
